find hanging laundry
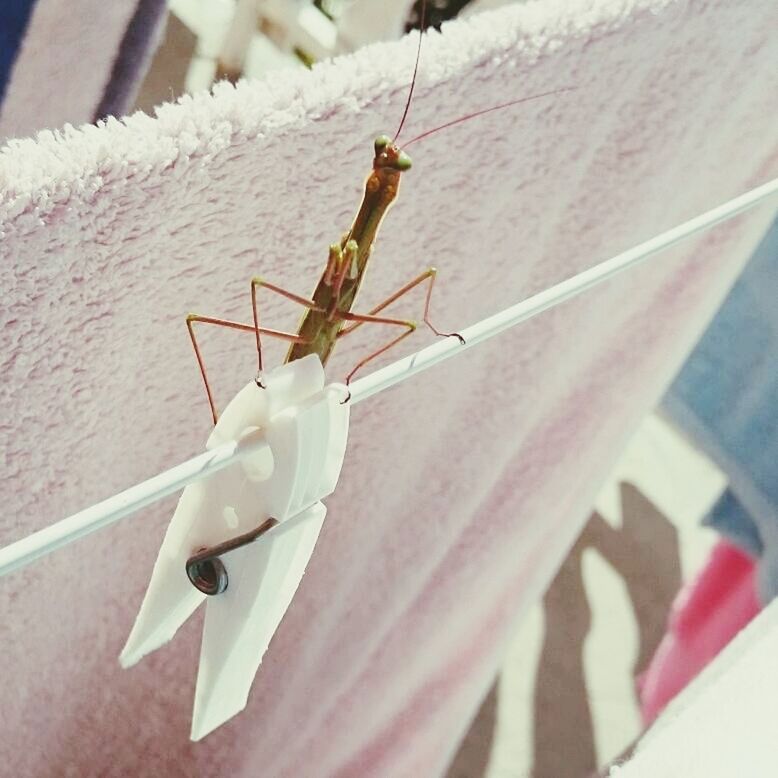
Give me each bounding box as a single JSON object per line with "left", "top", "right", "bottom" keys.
{"left": 640, "top": 218, "right": 778, "bottom": 724}
{"left": 0, "top": 1, "right": 776, "bottom": 775}
{"left": 664, "top": 218, "right": 778, "bottom": 602}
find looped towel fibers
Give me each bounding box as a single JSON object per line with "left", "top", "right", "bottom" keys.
{"left": 0, "top": 1, "right": 776, "bottom": 774}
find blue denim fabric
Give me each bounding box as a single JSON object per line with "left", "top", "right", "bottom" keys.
{"left": 0, "top": 1, "right": 37, "bottom": 103}
{"left": 663, "top": 216, "right": 778, "bottom": 601}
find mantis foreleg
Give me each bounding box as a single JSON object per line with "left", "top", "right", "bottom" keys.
{"left": 251, "top": 277, "right": 324, "bottom": 374}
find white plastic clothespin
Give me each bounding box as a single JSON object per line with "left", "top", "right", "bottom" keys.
{"left": 120, "top": 355, "right": 349, "bottom": 740}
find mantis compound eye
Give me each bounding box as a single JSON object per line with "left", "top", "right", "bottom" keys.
{"left": 394, "top": 151, "right": 412, "bottom": 171}
{"left": 374, "top": 135, "right": 391, "bottom": 155}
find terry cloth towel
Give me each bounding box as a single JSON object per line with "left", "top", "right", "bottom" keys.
{"left": 612, "top": 591, "right": 778, "bottom": 777}
{"left": 0, "top": 0, "right": 166, "bottom": 142}
{"left": 664, "top": 218, "right": 778, "bottom": 602}
{"left": 0, "top": 1, "right": 776, "bottom": 775}
{"left": 638, "top": 539, "right": 761, "bottom": 724}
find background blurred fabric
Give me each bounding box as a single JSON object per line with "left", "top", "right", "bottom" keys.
{"left": 638, "top": 215, "right": 777, "bottom": 733}
{"left": 664, "top": 218, "right": 778, "bottom": 602}
{"left": 0, "top": 0, "right": 166, "bottom": 142}
{"left": 0, "top": 0, "right": 37, "bottom": 104}
{"left": 614, "top": 593, "right": 778, "bottom": 777}
{"left": 637, "top": 538, "right": 760, "bottom": 724}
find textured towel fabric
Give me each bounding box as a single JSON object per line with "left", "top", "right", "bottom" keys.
{"left": 638, "top": 540, "right": 760, "bottom": 724}
{"left": 613, "top": 594, "right": 778, "bottom": 777}
{"left": 664, "top": 218, "right": 778, "bottom": 602}
{"left": 0, "top": 1, "right": 776, "bottom": 776}
{"left": 0, "top": 0, "right": 165, "bottom": 142}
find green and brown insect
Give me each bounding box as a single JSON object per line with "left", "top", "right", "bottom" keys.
{"left": 187, "top": 1, "right": 570, "bottom": 424}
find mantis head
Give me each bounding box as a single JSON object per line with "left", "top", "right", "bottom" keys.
{"left": 373, "top": 135, "right": 412, "bottom": 171}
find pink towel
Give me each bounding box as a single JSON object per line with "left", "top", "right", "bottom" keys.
{"left": 0, "top": 1, "right": 776, "bottom": 775}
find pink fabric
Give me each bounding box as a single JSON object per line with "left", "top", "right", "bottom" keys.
{"left": 0, "top": 1, "right": 776, "bottom": 775}
{"left": 639, "top": 539, "right": 761, "bottom": 724}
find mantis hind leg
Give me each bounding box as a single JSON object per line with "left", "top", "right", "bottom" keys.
{"left": 186, "top": 314, "right": 306, "bottom": 425}
{"left": 336, "top": 268, "right": 464, "bottom": 386}
{"left": 337, "top": 311, "right": 417, "bottom": 386}
{"left": 338, "top": 267, "right": 464, "bottom": 343}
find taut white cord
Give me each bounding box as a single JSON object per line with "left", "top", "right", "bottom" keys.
{"left": 0, "top": 178, "right": 776, "bottom": 576}
{"left": 350, "top": 178, "right": 778, "bottom": 403}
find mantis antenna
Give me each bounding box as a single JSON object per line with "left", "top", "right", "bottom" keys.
{"left": 393, "top": 0, "right": 427, "bottom": 142}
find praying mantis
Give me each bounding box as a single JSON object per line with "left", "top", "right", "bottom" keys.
{"left": 181, "top": 0, "right": 571, "bottom": 593}
{"left": 186, "top": 1, "right": 571, "bottom": 425}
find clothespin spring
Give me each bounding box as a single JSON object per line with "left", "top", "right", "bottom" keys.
{"left": 186, "top": 517, "right": 279, "bottom": 595}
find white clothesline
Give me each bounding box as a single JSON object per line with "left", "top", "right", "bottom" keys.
{"left": 0, "top": 178, "right": 776, "bottom": 577}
